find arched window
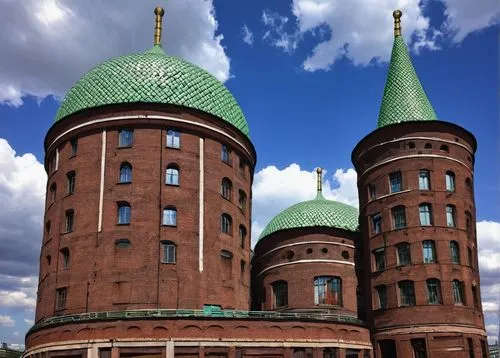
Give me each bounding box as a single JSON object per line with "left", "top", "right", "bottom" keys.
{"left": 422, "top": 240, "right": 436, "bottom": 263}
{"left": 446, "top": 171, "right": 455, "bottom": 192}
{"left": 407, "top": 142, "right": 415, "bottom": 149}
{"left": 426, "top": 278, "right": 442, "bottom": 304}
{"left": 239, "top": 225, "right": 247, "bottom": 248}
{"left": 452, "top": 280, "right": 465, "bottom": 304}
{"left": 419, "top": 203, "right": 433, "bottom": 226}
{"left": 162, "top": 207, "right": 177, "bottom": 226}
{"left": 60, "top": 248, "right": 70, "bottom": 269}
{"left": 396, "top": 242, "right": 411, "bottom": 266}
{"left": 118, "top": 129, "right": 134, "bottom": 147}
{"left": 119, "top": 162, "right": 132, "bottom": 183}
{"left": 161, "top": 241, "right": 176, "bottom": 263}
{"left": 424, "top": 143, "right": 432, "bottom": 149}
{"left": 465, "top": 177, "right": 472, "bottom": 190}
{"left": 314, "top": 276, "right": 342, "bottom": 306}
{"left": 238, "top": 190, "right": 247, "bottom": 213}
{"left": 398, "top": 280, "right": 415, "bottom": 306}
{"left": 221, "top": 214, "right": 232, "bottom": 234}
{"left": 272, "top": 280, "right": 288, "bottom": 308}
{"left": 446, "top": 205, "right": 456, "bottom": 227}
{"left": 70, "top": 139, "right": 78, "bottom": 156}
{"left": 117, "top": 202, "right": 131, "bottom": 224}
{"left": 375, "top": 285, "right": 388, "bottom": 309}
{"left": 65, "top": 209, "right": 74, "bottom": 232}
{"left": 66, "top": 171, "right": 76, "bottom": 194}
{"left": 440, "top": 144, "right": 449, "bottom": 152}
{"left": 50, "top": 183, "right": 57, "bottom": 202}
{"left": 389, "top": 171, "right": 402, "bottom": 193}
{"left": 418, "top": 170, "right": 430, "bottom": 190}
{"left": 391, "top": 205, "right": 406, "bottom": 229}
{"left": 450, "top": 241, "right": 460, "bottom": 264}
{"left": 165, "top": 164, "right": 179, "bottom": 186}
{"left": 221, "top": 178, "right": 232, "bottom": 200}
{"left": 166, "top": 130, "right": 180, "bottom": 149}
{"left": 221, "top": 144, "right": 231, "bottom": 164}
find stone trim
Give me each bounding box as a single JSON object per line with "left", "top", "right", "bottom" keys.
{"left": 255, "top": 241, "right": 355, "bottom": 261}
{"left": 256, "top": 259, "right": 355, "bottom": 277}
{"left": 373, "top": 323, "right": 487, "bottom": 338}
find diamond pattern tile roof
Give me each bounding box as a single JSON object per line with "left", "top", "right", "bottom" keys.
{"left": 258, "top": 193, "right": 359, "bottom": 242}
{"left": 377, "top": 36, "right": 437, "bottom": 128}
{"left": 55, "top": 45, "right": 249, "bottom": 137}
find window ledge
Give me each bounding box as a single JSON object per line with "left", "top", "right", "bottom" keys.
{"left": 165, "top": 146, "right": 181, "bottom": 150}
{"left": 117, "top": 223, "right": 130, "bottom": 226}
{"left": 166, "top": 183, "right": 180, "bottom": 187}
{"left": 160, "top": 261, "right": 177, "bottom": 265}
{"left": 162, "top": 224, "right": 177, "bottom": 228}
{"left": 117, "top": 182, "right": 132, "bottom": 185}
{"left": 69, "top": 154, "right": 77, "bottom": 159}
{"left": 117, "top": 146, "right": 133, "bottom": 149}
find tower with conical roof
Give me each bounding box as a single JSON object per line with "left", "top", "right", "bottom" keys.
{"left": 352, "top": 10, "right": 487, "bottom": 358}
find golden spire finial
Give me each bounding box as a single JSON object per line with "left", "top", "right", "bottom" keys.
{"left": 316, "top": 167, "right": 323, "bottom": 192}
{"left": 393, "top": 10, "right": 402, "bottom": 37}
{"left": 154, "top": 6, "right": 165, "bottom": 45}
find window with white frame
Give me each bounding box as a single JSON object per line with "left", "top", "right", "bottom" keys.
{"left": 166, "top": 130, "right": 180, "bottom": 148}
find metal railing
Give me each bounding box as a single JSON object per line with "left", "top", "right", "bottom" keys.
{"left": 29, "top": 308, "right": 363, "bottom": 333}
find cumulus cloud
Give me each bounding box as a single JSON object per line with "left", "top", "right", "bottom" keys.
{"left": 0, "top": 0, "right": 231, "bottom": 107}
{"left": 24, "top": 318, "right": 34, "bottom": 326}
{"left": 0, "top": 315, "right": 15, "bottom": 327}
{"left": 251, "top": 164, "right": 358, "bottom": 245}
{"left": 262, "top": 0, "right": 498, "bottom": 71}
{"left": 242, "top": 24, "right": 254, "bottom": 46}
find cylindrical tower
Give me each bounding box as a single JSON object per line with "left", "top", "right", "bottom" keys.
{"left": 352, "top": 10, "right": 488, "bottom": 358}
{"left": 30, "top": 5, "right": 255, "bottom": 346}
{"left": 252, "top": 169, "right": 361, "bottom": 318}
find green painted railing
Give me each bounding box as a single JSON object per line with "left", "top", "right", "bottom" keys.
{"left": 30, "top": 308, "right": 363, "bottom": 333}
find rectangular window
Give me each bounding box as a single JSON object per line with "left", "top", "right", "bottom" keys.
{"left": 450, "top": 242, "right": 460, "bottom": 264}
{"left": 480, "top": 340, "right": 487, "bottom": 358}
{"left": 368, "top": 184, "right": 376, "bottom": 200}
{"left": 427, "top": 279, "right": 442, "bottom": 304}
{"left": 419, "top": 170, "right": 430, "bottom": 190}
{"left": 314, "top": 276, "right": 342, "bottom": 306}
{"left": 446, "top": 172, "right": 455, "bottom": 191}
{"left": 399, "top": 281, "right": 416, "bottom": 306}
{"left": 452, "top": 280, "right": 465, "bottom": 304}
{"left": 389, "top": 172, "right": 402, "bottom": 193}
{"left": 166, "top": 130, "right": 180, "bottom": 148}
{"left": 419, "top": 204, "right": 433, "bottom": 226}
{"left": 67, "top": 172, "right": 76, "bottom": 195}
{"left": 468, "top": 247, "right": 473, "bottom": 267}
{"left": 376, "top": 285, "right": 387, "bottom": 309}
{"left": 56, "top": 287, "right": 67, "bottom": 309}
{"left": 221, "top": 144, "right": 231, "bottom": 164}
{"left": 70, "top": 139, "right": 78, "bottom": 156}
{"left": 472, "top": 285, "right": 479, "bottom": 308}
{"left": 392, "top": 206, "right": 406, "bottom": 229}
{"left": 422, "top": 240, "right": 436, "bottom": 263}
{"left": 163, "top": 209, "right": 177, "bottom": 226}
{"left": 374, "top": 248, "right": 386, "bottom": 271}
{"left": 273, "top": 281, "right": 288, "bottom": 308}
{"left": 372, "top": 213, "right": 382, "bottom": 234}
{"left": 60, "top": 248, "right": 69, "bottom": 269}
{"left": 397, "top": 242, "right": 411, "bottom": 265}
{"left": 411, "top": 339, "right": 428, "bottom": 358}
{"left": 118, "top": 129, "right": 134, "bottom": 147}
{"left": 446, "top": 205, "right": 456, "bottom": 227}
{"left": 65, "top": 210, "right": 74, "bottom": 232}
{"left": 162, "top": 242, "right": 176, "bottom": 263}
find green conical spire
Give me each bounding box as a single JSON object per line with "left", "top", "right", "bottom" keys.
{"left": 377, "top": 10, "right": 437, "bottom": 128}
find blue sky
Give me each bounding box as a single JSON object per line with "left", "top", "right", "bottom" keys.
{"left": 0, "top": 0, "right": 498, "bottom": 348}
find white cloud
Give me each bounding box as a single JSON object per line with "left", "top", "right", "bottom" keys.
{"left": 24, "top": 318, "right": 34, "bottom": 326}
{"left": 242, "top": 24, "right": 254, "bottom": 46}
{"left": 251, "top": 164, "right": 358, "bottom": 246}
{"left": 0, "top": 0, "right": 231, "bottom": 107}
{"left": 440, "top": 0, "right": 500, "bottom": 42}
{"left": 0, "top": 315, "right": 15, "bottom": 327}
{"left": 0, "top": 290, "right": 36, "bottom": 309}
{"left": 263, "top": 0, "right": 498, "bottom": 71}
{"left": 262, "top": 10, "right": 300, "bottom": 54}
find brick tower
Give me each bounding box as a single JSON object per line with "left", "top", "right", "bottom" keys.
{"left": 352, "top": 10, "right": 489, "bottom": 358}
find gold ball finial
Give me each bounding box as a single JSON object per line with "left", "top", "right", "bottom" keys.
{"left": 154, "top": 6, "right": 165, "bottom": 45}
{"left": 316, "top": 167, "right": 323, "bottom": 192}
{"left": 393, "top": 9, "right": 402, "bottom": 37}
{"left": 154, "top": 7, "right": 165, "bottom": 17}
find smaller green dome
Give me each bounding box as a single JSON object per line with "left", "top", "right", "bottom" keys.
{"left": 258, "top": 193, "right": 359, "bottom": 241}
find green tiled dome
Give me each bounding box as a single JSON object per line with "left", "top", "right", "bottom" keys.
{"left": 258, "top": 193, "right": 359, "bottom": 241}
{"left": 55, "top": 45, "right": 249, "bottom": 137}
{"left": 377, "top": 35, "right": 437, "bottom": 128}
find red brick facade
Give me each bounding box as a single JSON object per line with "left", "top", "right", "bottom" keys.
{"left": 352, "top": 121, "right": 488, "bottom": 357}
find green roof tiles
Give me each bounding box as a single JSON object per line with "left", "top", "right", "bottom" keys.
{"left": 258, "top": 192, "right": 359, "bottom": 241}
{"left": 55, "top": 45, "right": 250, "bottom": 137}
{"left": 377, "top": 36, "right": 437, "bottom": 128}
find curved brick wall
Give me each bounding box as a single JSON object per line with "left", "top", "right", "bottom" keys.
{"left": 352, "top": 121, "right": 487, "bottom": 357}
{"left": 252, "top": 227, "right": 360, "bottom": 317}
{"left": 35, "top": 104, "right": 256, "bottom": 326}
